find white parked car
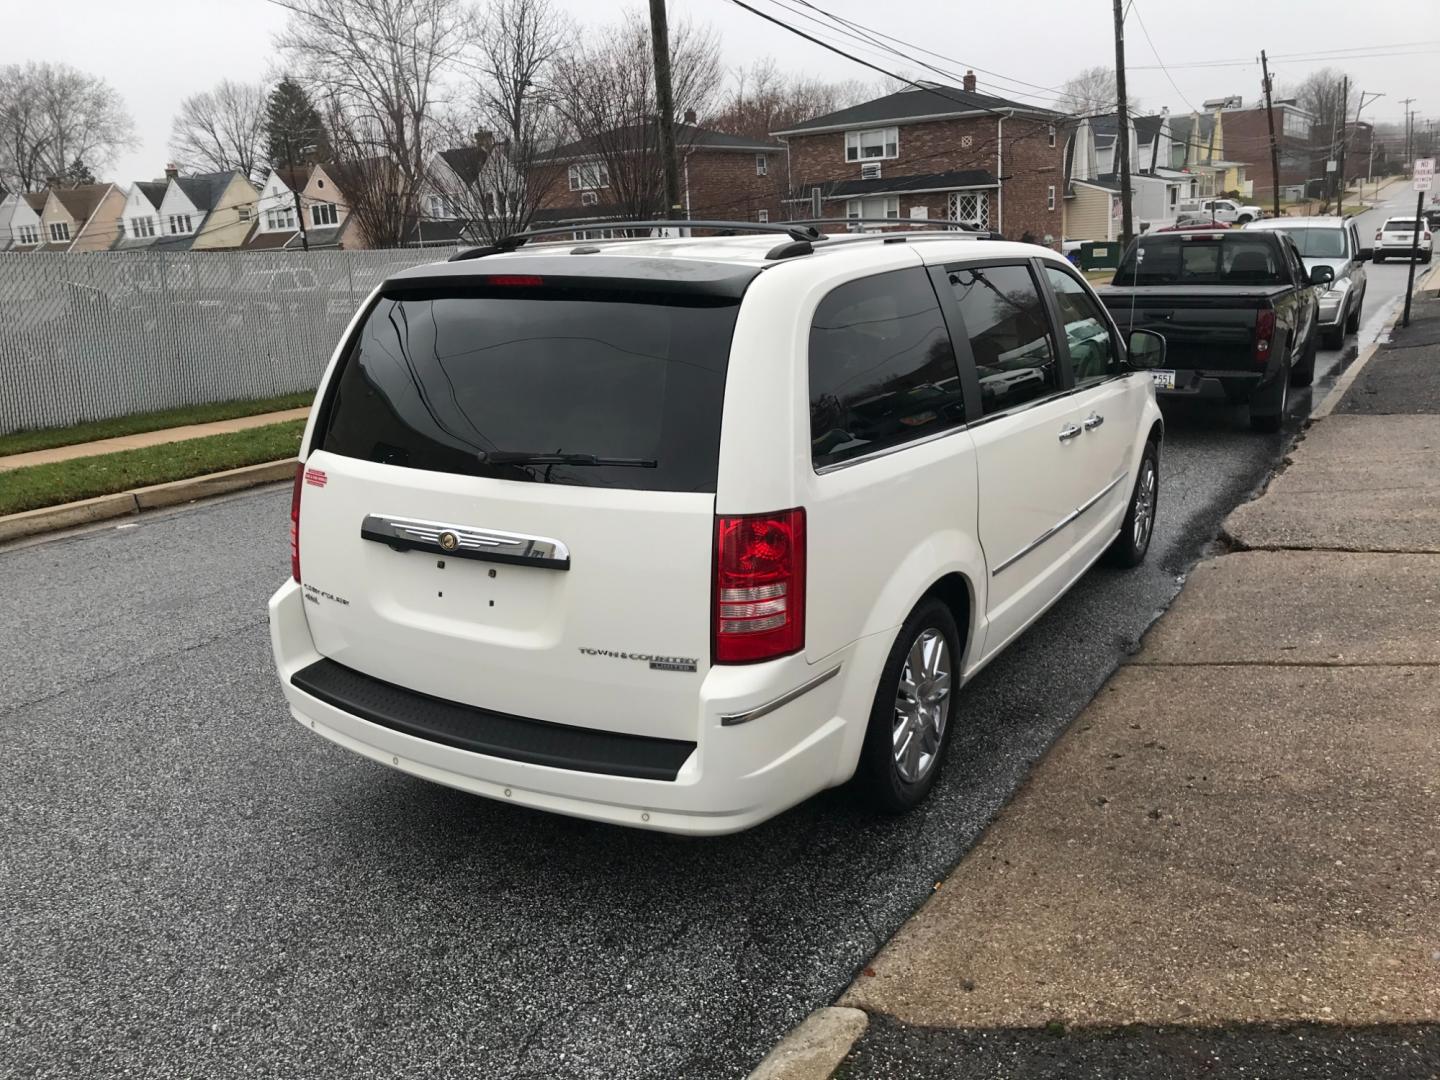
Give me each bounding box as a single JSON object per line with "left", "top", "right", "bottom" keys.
{"left": 1372, "top": 216, "right": 1433, "bottom": 263}
{"left": 269, "top": 225, "right": 1166, "bottom": 834}
{"left": 1176, "top": 198, "right": 1264, "bottom": 225}
{"left": 1245, "top": 216, "right": 1370, "bottom": 348}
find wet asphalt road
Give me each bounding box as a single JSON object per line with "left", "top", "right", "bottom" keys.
{"left": 0, "top": 213, "right": 1418, "bottom": 1080}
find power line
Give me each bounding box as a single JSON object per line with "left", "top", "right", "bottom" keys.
{"left": 1128, "top": 0, "right": 1199, "bottom": 115}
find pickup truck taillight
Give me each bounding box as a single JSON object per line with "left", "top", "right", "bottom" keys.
{"left": 714, "top": 509, "right": 805, "bottom": 664}
{"left": 290, "top": 462, "right": 304, "bottom": 582}
{"left": 1376, "top": 229, "right": 1383, "bottom": 241}
{"left": 1254, "top": 308, "right": 1276, "bottom": 365}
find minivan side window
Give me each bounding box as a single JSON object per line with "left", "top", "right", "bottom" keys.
{"left": 947, "top": 262, "right": 1059, "bottom": 416}
{"left": 1043, "top": 265, "right": 1120, "bottom": 382}
{"left": 809, "top": 267, "right": 965, "bottom": 469}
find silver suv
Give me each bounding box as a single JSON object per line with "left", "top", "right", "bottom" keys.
{"left": 1246, "top": 216, "right": 1369, "bottom": 349}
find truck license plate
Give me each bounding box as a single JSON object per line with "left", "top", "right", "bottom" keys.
{"left": 1151, "top": 370, "right": 1176, "bottom": 390}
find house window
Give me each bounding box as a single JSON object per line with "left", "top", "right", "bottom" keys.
{"left": 844, "top": 126, "right": 899, "bottom": 162}
{"left": 757, "top": 209, "right": 770, "bottom": 223}
{"left": 17, "top": 224, "right": 40, "bottom": 245}
{"left": 1047, "top": 185, "right": 1056, "bottom": 211}
{"left": 237, "top": 207, "right": 252, "bottom": 222}
{"left": 1282, "top": 110, "right": 1311, "bottom": 139}
{"left": 167, "top": 214, "right": 193, "bottom": 235}
{"left": 426, "top": 194, "right": 449, "bottom": 219}
{"left": 580, "top": 190, "right": 599, "bottom": 206}
{"left": 845, "top": 196, "right": 900, "bottom": 221}
{"left": 1048, "top": 124, "right": 1056, "bottom": 148}
{"left": 265, "top": 207, "right": 296, "bottom": 230}
{"left": 311, "top": 202, "right": 337, "bottom": 227}
{"left": 947, "top": 191, "right": 990, "bottom": 228}
{"left": 756, "top": 153, "right": 768, "bottom": 176}
{"left": 568, "top": 162, "right": 609, "bottom": 191}
{"left": 49, "top": 221, "right": 71, "bottom": 242}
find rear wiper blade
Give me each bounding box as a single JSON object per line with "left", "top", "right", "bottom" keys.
{"left": 477, "top": 450, "right": 657, "bottom": 468}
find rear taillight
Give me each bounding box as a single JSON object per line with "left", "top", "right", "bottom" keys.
{"left": 1425, "top": 232, "right": 1433, "bottom": 242}
{"left": 1376, "top": 229, "right": 1383, "bottom": 240}
{"left": 713, "top": 509, "right": 806, "bottom": 664}
{"left": 290, "top": 462, "right": 303, "bottom": 582}
{"left": 1254, "top": 308, "right": 1276, "bottom": 365}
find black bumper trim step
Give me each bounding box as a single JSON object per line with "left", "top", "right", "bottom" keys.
{"left": 291, "top": 658, "right": 695, "bottom": 782}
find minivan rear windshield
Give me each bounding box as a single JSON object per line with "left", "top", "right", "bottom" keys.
{"left": 317, "top": 284, "right": 739, "bottom": 492}
{"left": 1112, "top": 235, "right": 1288, "bottom": 287}
{"left": 1271, "top": 227, "right": 1347, "bottom": 258}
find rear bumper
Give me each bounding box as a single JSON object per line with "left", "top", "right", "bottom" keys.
{"left": 1374, "top": 242, "right": 1432, "bottom": 257}
{"left": 1153, "top": 368, "right": 1266, "bottom": 400}
{"left": 269, "top": 579, "right": 887, "bottom": 835}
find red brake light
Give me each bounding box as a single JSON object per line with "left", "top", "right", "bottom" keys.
{"left": 1254, "top": 308, "right": 1276, "bottom": 365}
{"left": 1376, "top": 229, "right": 1383, "bottom": 240}
{"left": 485, "top": 275, "right": 544, "bottom": 287}
{"left": 290, "top": 462, "right": 304, "bottom": 582}
{"left": 713, "top": 509, "right": 806, "bottom": 664}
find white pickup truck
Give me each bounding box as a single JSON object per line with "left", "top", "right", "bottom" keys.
{"left": 1176, "top": 198, "right": 1265, "bottom": 225}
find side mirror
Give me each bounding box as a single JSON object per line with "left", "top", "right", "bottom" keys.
{"left": 1128, "top": 329, "right": 1166, "bottom": 369}
{"left": 1309, "top": 264, "right": 1335, "bottom": 285}
{"left": 1358, "top": 247, "right": 1374, "bottom": 261}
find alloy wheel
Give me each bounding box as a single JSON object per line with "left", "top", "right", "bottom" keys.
{"left": 1133, "top": 458, "right": 1157, "bottom": 552}
{"left": 892, "top": 628, "right": 952, "bottom": 784}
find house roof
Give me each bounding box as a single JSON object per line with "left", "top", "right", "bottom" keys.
{"left": 176, "top": 171, "right": 240, "bottom": 212}
{"left": 273, "top": 165, "right": 314, "bottom": 192}
{"left": 152, "top": 232, "right": 196, "bottom": 250}
{"left": 51, "top": 184, "right": 113, "bottom": 222}
{"left": 24, "top": 192, "right": 48, "bottom": 212}
{"left": 134, "top": 181, "right": 167, "bottom": 209}
{"left": 773, "top": 83, "right": 1059, "bottom": 136}
{"left": 408, "top": 218, "right": 477, "bottom": 244}
{"left": 1135, "top": 115, "right": 1165, "bottom": 145}
{"left": 244, "top": 227, "right": 297, "bottom": 250}
{"left": 438, "top": 146, "right": 489, "bottom": 186}
{"left": 538, "top": 123, "right": 783, "bottom": 161}
{"left": 283, "top": 225, "right": 344, "bottom": 249}
{"left": 787, "top": 169, "right": 998, "bottom": 201}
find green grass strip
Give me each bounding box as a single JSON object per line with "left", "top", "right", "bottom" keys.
{"left": 0, "top": 420, "right": 304, "bottom": 516}
{"left": 0, "top": 392, "right": 313, "bottom": 458}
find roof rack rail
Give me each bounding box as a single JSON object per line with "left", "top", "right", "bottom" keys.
{"left": 447, "top": 219, "right": 823, "bottom": 261}
{"left": 790, "top": 217, "right": 1003, "bottom": 240}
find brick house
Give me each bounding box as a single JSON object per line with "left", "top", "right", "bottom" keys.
{"left": 532, "top": 115, "right": 785, "bottom": 234}
{"left": 1219, "top": 98, "right": 1316, "bottom": 201}
{"left": 771, "top": 74, "right": 1066, "bottom": 244}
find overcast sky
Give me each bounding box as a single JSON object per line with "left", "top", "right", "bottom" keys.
{"left": 3, "top": 0, "right": 1435, "bottom": 184}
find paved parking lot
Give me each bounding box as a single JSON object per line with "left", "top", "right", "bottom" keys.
{"left": 0, "top": 268, "right": 1405, "bottom": 1078}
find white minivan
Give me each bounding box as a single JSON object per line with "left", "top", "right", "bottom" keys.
{"left": 269, "top": 226, "right": 1166, "bottom": 834}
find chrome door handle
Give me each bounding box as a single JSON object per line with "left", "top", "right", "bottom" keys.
{"left": 1058, "top": 423, "right": 1083, "bottom": 442}
{"left": 1083, "top": 413, "right": 1105, "bottom": 430}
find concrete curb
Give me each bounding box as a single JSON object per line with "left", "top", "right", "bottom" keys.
{"left": 746, "top": 1007, "right": 869, "bottom": 1080}
{"left": 0, "top": 460, "right": 296, "bottom": 544}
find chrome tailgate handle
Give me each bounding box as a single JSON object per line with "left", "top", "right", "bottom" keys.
{"left": 360, "top": 514, "right": 571, "bottom": 570}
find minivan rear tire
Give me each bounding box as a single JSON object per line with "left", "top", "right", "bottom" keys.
{"left": 857, "top": 599, "right": 961, "bottom": 814}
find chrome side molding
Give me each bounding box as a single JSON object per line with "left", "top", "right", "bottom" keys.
{"left": 360, "top": 514, "right": 571, "bottom": 570}
{"left": 719, "top": 665, "right": 842, "bottom": 727}
{"left": 992, "top": 473, "right": 1127, "bottom": 576}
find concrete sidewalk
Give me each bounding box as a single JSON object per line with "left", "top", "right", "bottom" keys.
{"left": 782, "top": 297, "right": 1440, "bottom": 1076}
{"left": 0, "top": 407, "right": 309, "bottom": 472}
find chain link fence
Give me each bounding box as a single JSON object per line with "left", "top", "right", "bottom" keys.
{"left": 0, "top": 248, "right": 459, "bottom": 434}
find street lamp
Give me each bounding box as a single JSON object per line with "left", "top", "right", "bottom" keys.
{"left": 1355, "top": 90, "right": 1385, "bottom": 199}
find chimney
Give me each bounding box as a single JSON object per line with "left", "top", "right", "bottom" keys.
{"left": 683, "top": 108, "right": 697, "bottom": 125}
{"left": 474, "top": 130, "right": 494, "bottom": 151}
{"left": 963, "top": 70, "right": 977, "bottom": 93}
{"left": 164, "top": 162, "right": 179, "bottom": 180}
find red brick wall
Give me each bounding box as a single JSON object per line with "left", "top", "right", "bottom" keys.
{"left": 783, "top": 114, "right": 1066, "bottom": 244}
{"left": 1220, "top": 108, "right": 1312, "bottom": 198}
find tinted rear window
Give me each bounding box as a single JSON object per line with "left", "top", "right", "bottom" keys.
{"left": 318, "top": 285, "right": 738, "bottom": 492}
{"left": 1113, "top": 236, "right": 1288, "bottom": 286}
{"left": 1272, "top": 227, "right": 1347, "bottom": 258}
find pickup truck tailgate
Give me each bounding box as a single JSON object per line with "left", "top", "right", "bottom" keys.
{"left": 1102, "top": 287, "right": 1283, "bottom": 372}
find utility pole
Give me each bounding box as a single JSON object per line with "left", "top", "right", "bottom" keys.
{"left": 1336, "top": 75, "right": 1349, "bottom": 215}
{"left": 283, "top": 135, "right": 310, "bottom": 251}
{"left": 1261, "top": 51, "right": 1282, "bottom": 219}
{"left": 1400, "top": 98, "right": 1416, "bottom": 170}
{"left": 1356, "top": 90, "right": 1385, "bottom": 197}
{"left": 647, "top": 0, "right": 683, "bottom": 222}
{"left": 1112, "top": 0, "right": 1133, "bottom": 246}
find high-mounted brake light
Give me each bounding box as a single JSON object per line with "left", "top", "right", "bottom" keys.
{"left": 1254, "top": 308, "right": 1276, "bottom": 366}
{"left": 485, "top": 275, "right": 544, "bottom": 287}
{"left": 290, "top": 462, "right": 304, "bottom": 582}
{"left": 713, "top": 509, "right": 806, "bottom": 664}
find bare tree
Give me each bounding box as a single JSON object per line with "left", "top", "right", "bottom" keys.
{"left": 169, "top": 80, "right": 267, "bottom": 181}
{"left": 0, "top": 62, "right": 134, "bottom": 190}
{"left": 1055, "top": 66, "right": 1134, "bottom": 117}
{"left": 709, "top": 58, "right": 870, "bottom": 141}
{"left": 429, "top": 0, "right": 571, "bottom": 242}
{"left": 276, "top": 0, "right": 470, "bottom": 246}
{"left": 550, "top": 10, "right": 724, "bottom": 222}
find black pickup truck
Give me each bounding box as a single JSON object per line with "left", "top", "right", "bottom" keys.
{"left": 1101, "top": 229, "right": 1330, "bottom": 432}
